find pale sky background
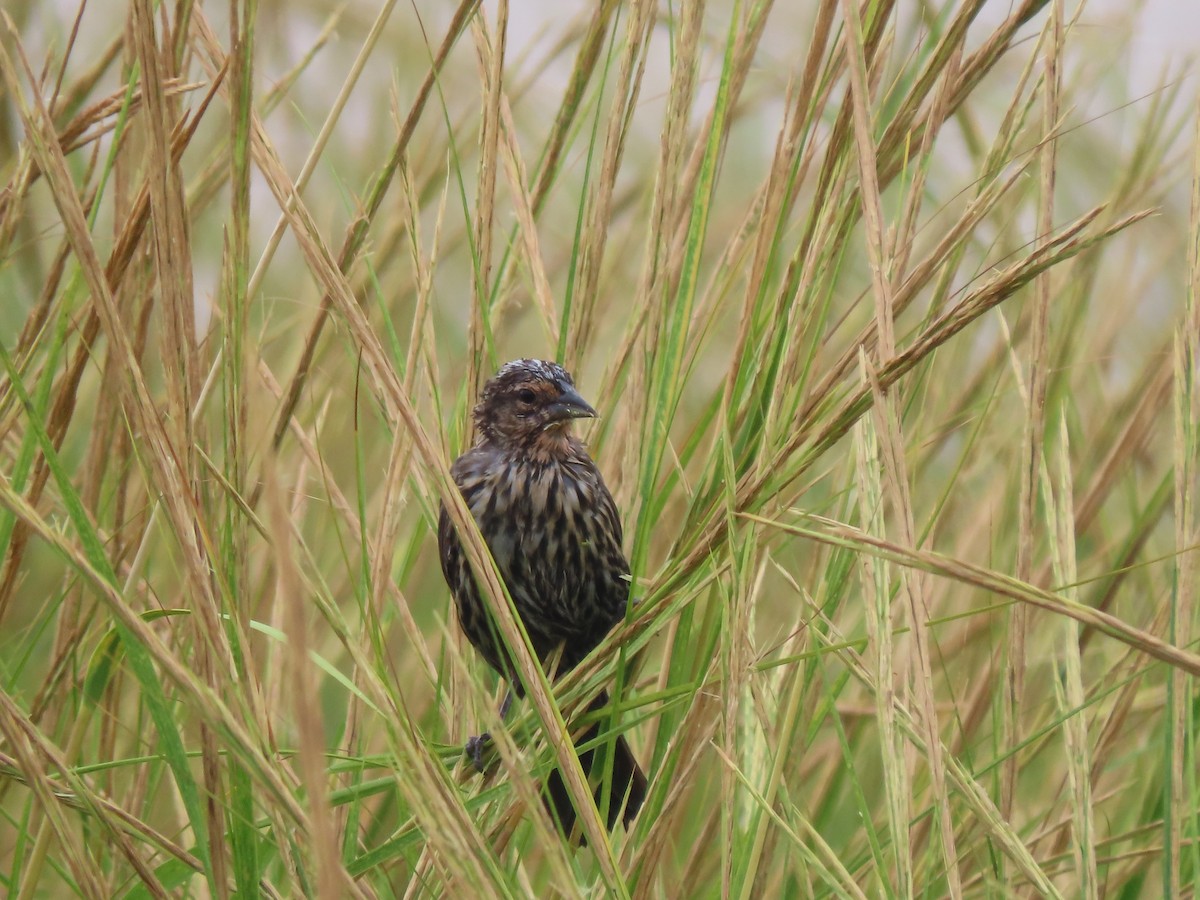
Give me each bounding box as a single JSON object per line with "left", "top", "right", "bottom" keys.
{"left": 1111, "top": 0, "right": 1200, "bottom": 93}
{"left": 1001, "top": 0, "right": 1199, "bottom": 95}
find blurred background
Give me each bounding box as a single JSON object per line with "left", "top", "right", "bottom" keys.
{"left": 2, "top": 0, "right": 1199, "bottom": 896}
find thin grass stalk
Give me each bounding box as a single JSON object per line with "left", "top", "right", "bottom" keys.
{"left": 1042, "top": 418, "right": 1098, "bottom": 898}
{"left": 853, "top": 379, "right": 911, "bottom": 895}
{"left": 1004, "top": 4, "right": 1061, "bottom": 851}
{"left": 467, "top": 0, "right": 506, "bottom": 383}
{"left": 840, "top": 0, "right": 963, "bottom": 889}
{"left": 1168, "top": 101, "right": 1200, "bottom": 897}
{"left": 265, "top": 461, "right": 360, "bottom": 897}
{"left": 222, "top": 0, "right": 260, "bottom": 888}
{"left": 563, "top": 0, "right": 655, "bottom": 369}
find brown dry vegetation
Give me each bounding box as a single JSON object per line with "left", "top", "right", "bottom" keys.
{"left": 1, "top": 0, "right": 1198, "bottom": 896}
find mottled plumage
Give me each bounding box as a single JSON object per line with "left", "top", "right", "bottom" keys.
{"left": 437, "top": 359, "right": 646, "bottom": 836}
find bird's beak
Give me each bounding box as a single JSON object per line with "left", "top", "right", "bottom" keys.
{"left": 546, "top": 385, "right": 597, "bottom": 422}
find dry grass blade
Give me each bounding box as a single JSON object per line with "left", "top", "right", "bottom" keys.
{"left": 1042, "top": 417, "right": 1098, "bottom": 898}
{"left": 853, "top": 390, "right": 911, "bottom": 894}
{"left": 1167, "top": 102, "right": 1200, "bottom": 897}
{"left": 747, "top": 512, "right": 1200, "bottom": 677}
{"left": 265, "top": 461, "right": 358, "bottom": 898}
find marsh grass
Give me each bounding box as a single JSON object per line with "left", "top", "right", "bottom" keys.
{"left": 1, "top": 0, "right": 1198, "bottom": 895}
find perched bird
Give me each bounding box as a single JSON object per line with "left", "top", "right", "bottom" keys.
{"left": 437, "top": 358, "right": 646, "bottom": 837}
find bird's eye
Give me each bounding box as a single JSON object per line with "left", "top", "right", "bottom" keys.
{"left": 517, "top": 389, "right": 537, "bottom": 404}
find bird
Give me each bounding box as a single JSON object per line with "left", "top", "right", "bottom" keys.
{"left": 437, "top": 358, "right": 647, "bottom": 839}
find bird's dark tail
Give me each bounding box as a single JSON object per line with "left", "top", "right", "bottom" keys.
{"left": 543, "top": 692, "right": 647, "bottom": 841}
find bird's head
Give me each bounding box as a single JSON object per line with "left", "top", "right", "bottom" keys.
{"left": 473, "top": 359, "right": 597, "bottom": 454}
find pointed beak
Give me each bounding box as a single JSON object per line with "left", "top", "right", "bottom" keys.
{"left": 546, "top": 385, "right": 597, "bottom": 423}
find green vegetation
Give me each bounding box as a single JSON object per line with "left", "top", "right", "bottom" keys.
{"left": 1, "top": 0, "right": 1197, "bottom": 895}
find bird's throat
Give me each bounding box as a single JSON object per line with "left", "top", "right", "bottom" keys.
{"left": 527, "top": 424, "right": 575, "bottom": 462}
